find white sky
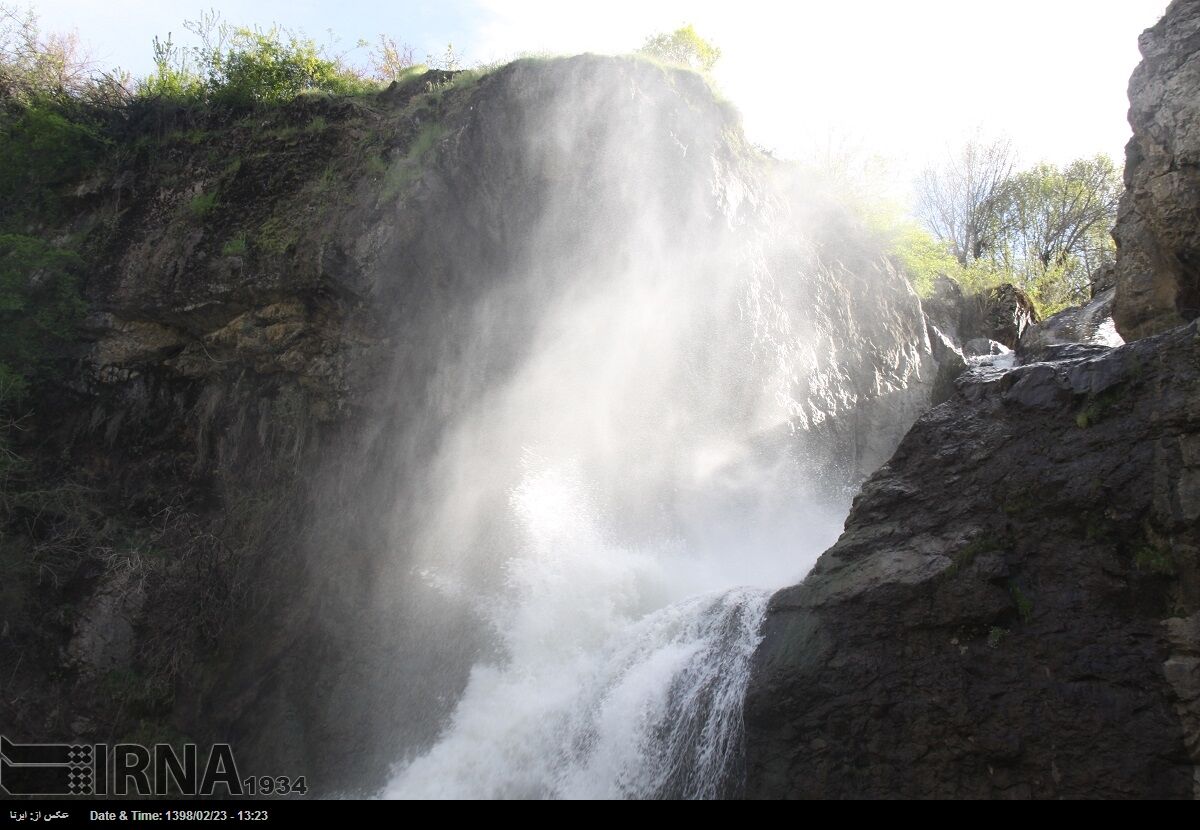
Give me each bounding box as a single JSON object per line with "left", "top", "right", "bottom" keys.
{"left": 32, "top": 0, "right": 1170, "bottom": 199}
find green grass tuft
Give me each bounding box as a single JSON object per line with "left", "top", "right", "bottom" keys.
{"left": 188, "top": 191, "right": 218, "bottom": 218}
{"left": 221, "top": 234, "right": 247, "bottom": 256}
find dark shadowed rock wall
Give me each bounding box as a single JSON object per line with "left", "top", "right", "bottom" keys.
{"left": 744, "top": 322, "right": 1200, "bottom": 798}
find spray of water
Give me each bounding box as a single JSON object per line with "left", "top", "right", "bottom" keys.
{"left": 302, "top": 58, "right": 929, "bottom": 798}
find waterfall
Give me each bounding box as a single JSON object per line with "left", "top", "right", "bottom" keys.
{"left": 297, "top": 59, "right": 922, "bottom": 798}
{"left": 382, "top": 455, "right": 839, "bottom": 799}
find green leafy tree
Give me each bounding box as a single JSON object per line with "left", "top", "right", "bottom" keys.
{"left": 989, "top": 155, "right": 1121, "bottom": 311}
{"left": 916, "top": 142, "right": 1121, "bottom": 314}
{"left": 638, "top": 24, "right": 721, "bottom": 72}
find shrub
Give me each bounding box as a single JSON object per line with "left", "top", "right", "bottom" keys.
{"left": 135, "top": 34, "right": 204, "bottom": 103}
{"left": 0, "top": 234, "right": 86, "bottom": 386}
{"left": 0, "top": 103, "right": 105, "bottom": 222}
{"left": 638, "top": 25, "right": 721, "bottom": 72}
{"left": 213, "top": 27, "right": 368, "bottom": 105}
{"left": 188, "top": 191, "right": 218, "bottom": 218}
{"left": 0, "top": 4, "right": 95, "bottom": 105}
{"left": 889, "top": 223, "right": 960, "bottom": 297}
{"left": 137, "top": 13, "right": 378, "bottom": 108}
{"left": 221, "top": 234, "right": 247, "bottom": 256}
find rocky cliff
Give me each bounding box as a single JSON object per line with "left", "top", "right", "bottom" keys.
{"left": 0, "top": 56, "right": 945, "bottom": 793}
{"left": 744, "top": 0, "right": 1200, "bottom": 798}
{"left": 744, "top": 324, "right": 1200, "bottom": 797}
{"left": 1113, "top": 0, "right": 1200, "bottom": 340}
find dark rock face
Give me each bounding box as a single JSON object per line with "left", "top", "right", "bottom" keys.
{"left": 1113, "top": 0, "right": 1200, "bottom": 340}
{"left": 962, "top": 283, "right": 1039, "bottom": 349}
{"left": 922, "top": 277, "right": 1038, "bottom": 352}
{"left": 744, "top": 323, "right": 1200, "bottom": 798}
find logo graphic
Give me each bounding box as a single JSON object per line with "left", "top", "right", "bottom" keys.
{"left": 0, "top": 737, "right": 304, "bottom": 796}
{"left": 0, "top": 737, "right": 94, "bottom": 795}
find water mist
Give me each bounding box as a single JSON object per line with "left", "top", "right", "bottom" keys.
{"left": 296, "top": 57, "right": 931, "bottom": 798}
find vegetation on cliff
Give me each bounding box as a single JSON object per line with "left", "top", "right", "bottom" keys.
{"left": 905, "top": 139, "right": 1121, "bottom": 315}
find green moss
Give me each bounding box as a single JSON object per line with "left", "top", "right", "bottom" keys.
{"left": 312, "top": 165, "right": 337, "bottom": 194}
{"left": 255, "top": 215, "right": 296, "bottom": 256}
{"left": 100, "top": 667, "right": 173, "bottom": 714}
{"left": 1009, "top": 582, "right": 1034, "bottom": 623}
{"left": 378, "top": 123, "right": 447, "bottom": 201}
{"left": 364, "top": 154, "right": 388, "bottom": 178}
{"left": 1082, "top": 511, "right": 1115, "bottom": 542}
{"left": 1002, "top": 491, "right": 1039, "bottom": 517}
{"left": 305, "top": 115, "right": 328, "bottom": 133}
{"left": 188, "top": 191, "right": 219, "bottom": 218}
{"left": 945, "top": 535, "right": 1001, "bottom": 577}
{"left": 1134, "top": 543, "right": 1176, "bottom": 576}
{"left": 987, "top": 626, "right": 1009, "bottom": 649}
{"left": 1074, "top": 384, "right": 1126, "bottom": 429}
{"left": 221, "top": 234, "right": 248, "bottom": 256}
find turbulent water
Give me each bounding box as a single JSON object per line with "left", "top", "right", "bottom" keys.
{"left": 383, "top": 457, "right": 841, "bottom": 799}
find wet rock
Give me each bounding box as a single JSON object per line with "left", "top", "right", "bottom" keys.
{"left": 923, "top": 277, "right": 967, "bottom": 344}
{"left": 1018, "top": 287, "right": 1124, "bottom": 362}
{"left": 927, "top": 322, "right": 967, "bottom": 407}
{"left": 963, "top": 337, "right": 1010, "bottom": 357}
{"left": 744, "top": 321, "right": 1200, "bottom": 798}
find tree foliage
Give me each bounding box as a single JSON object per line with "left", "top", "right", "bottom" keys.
{"left": 138, "top": 12, "right": 376, "bottom": 106}
{"left": 0, "top": 3, "right": 93, "bottom": 104}
{"left": 915, "top": 136, "right": 1015, "bottom": 267}
{"left": 916, "top": 139, "right": 1121, "bottom": 314}
{"left": 989, "top": 156, "right": 1121, "bottom": 310}
{"left": 365, "top": 34, "right": 416, "bottom": 82}
{"left": 638, "top": 24, "right": 721, "bottom": 72}
{"left": 0, "top": 234, "right": 86, "bottom": 390}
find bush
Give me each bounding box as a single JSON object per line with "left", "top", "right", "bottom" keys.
{"left": 0, "top": 104, "right": 105, "bottom": 218}
{"left": 138, "top": 14, "right": 377, "bottom": 108}
{"left": 0, "top": 234, "right": 86, "bottom": 387}
{"left": 1, "top": 4, "right": 93, "bottom": 105}
{"left": 136, "top": 34, "right": 204, "bottom": 102}
{"left": 889, "top": 223, "right": 960, "bottom": 297}
{"left": 213, "top": 27, "right": 369, "bottom": 105}
{"left": 638, "top": 24, "right": 721, "bottom": 72}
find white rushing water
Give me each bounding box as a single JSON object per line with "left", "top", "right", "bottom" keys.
{"left": 383, "top": 451, "right": 841, "bottom": 799}
{"left": 365, "top": 63, "right": 867, "bottom": 798}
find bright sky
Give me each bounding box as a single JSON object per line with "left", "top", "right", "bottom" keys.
{"left": 33, "top": 0, "right": 1169, "bottom": 196}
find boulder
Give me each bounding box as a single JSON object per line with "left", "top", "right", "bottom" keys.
{"left": 963, "top": 283, "right": 1039, "bottom": 349}
{"left": 1017, "top": 286, "right": 1124, "bottom": 362}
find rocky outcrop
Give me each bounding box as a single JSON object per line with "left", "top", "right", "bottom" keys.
{"left": 1017, "top": 285, "right": 1123, "bottom": 362}
{"left": 1112, "top": 0, "right": 1200, "bottom": 340}
{"left": 922, "top": 278, "right": 1038, "bottom": 352}
{"left": 963, "top": 283, "right": 1039, "bottom": 349}
{"left": 744, "top": 322, "right": 1200, "bottom": 798}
